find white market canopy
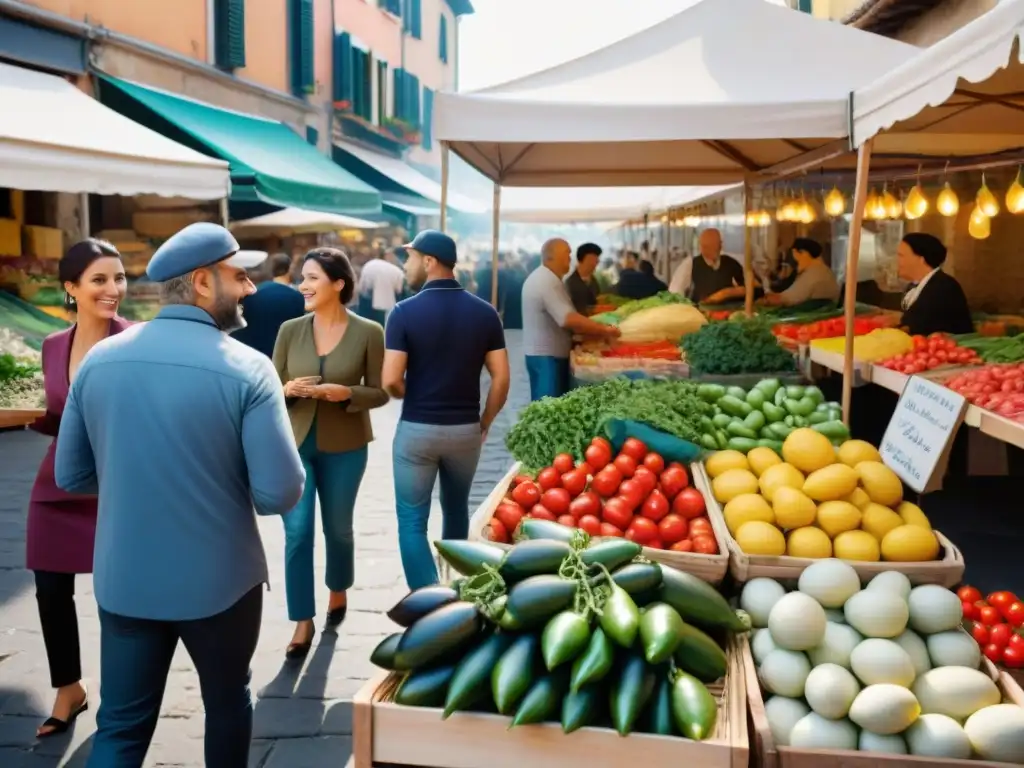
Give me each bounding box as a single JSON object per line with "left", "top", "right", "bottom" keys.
{"left": 0, "top": 61, "right": 230, "bottom": 200}
{"left": 434, "top": 0, "right": 918, "bottom": 187}
{"left": 497, "top": 184, "right": 734, "bottom": 223}
{"left": 230, "top": 207, "right": 381, "bottom": 235}
{"left": 852, "top": 0, "right": 1024, "bottom": 156}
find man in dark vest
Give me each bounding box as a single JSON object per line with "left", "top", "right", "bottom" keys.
{"left": 668, "top": 228, "right": 745, "bottom": 304}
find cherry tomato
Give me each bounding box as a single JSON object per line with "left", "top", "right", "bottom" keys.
{"left": 657, "top": 513, "right": 689, "bottom": 544}
{"left": 632, "top": 466, "right": 658, "bottom": 495}
{"left": 670, "top": 539, "right": 694, "bottom": 553}
{"left": 541, "top": 487, "right": 571, "bottom": 516}
{"left": 689, "top": 517, "right": 713, "bottom": 537}
{"left": 513, "top": 474, "right": 533, "bottom": 487}
{"left": 569, "top": 491, "right": 601, "bottom": 521}
{"left": 667, "top": 461, "right": 686, "bottom": 472}
{"left": 511, "top": 481, "right": 540, "bottom": 509}
{"left": 971, "top": 622, "right": 991, "bottom": 646}
{"left": 591, "top": 436, "right": 613, "bottom": 453}
{"left": 602, "top": 497, "right": 634, "bottom": 530}
{"left": 691, "top": 534, "right": 719, "bottom": 555}
{"left": 1006, "top": 601, "right": 1024, "bottom": 628}
{"left": 552, "top": 453, "right": 576, "bottom": 475}
{"left": 958, "top": 586, "right": 983, "bottom": 604}
{"left": 613, "top": 454, "right": 637, "bottom": 478}
{"left": 672, "top": 487, "right": 707, "bottom": 519}
{"left": 618, "top": 479, "right": 645, "bottom": 511}
{"left": 641, "top": 490, "right": 670, "bottom": 522}
{"left": 620, "top": 437, "right": 648, "bottom": 462}
{"left": 584, "top": 442, "right": 611, "bottom": 471}
{"left": 988, "top": 591, "right": 1018, "bottom": 613}
{"left": 529, "top": 503, "right": 556, "bottom": 522}
{"left": 488, "top": 518, "right": 509, "bottom": 543}
{"left": 599, "top": 521, "right": 624, "bottom": 538}
{"left": 577, "top": 514, "right": 602, "bottom": 536}
{"left": 537, "top": 467, "right": 561, "bottom": 491}
{"left": 989, "top": 622, "right": 1014, "bottom": 648}
{"left": 1009, "top": 633, "right": 1024, "bottom": 651}
{"left": 980, "top": 605, "right": 1003, "bottom": 627}
{"left": 494, "top": 502, "right": 525, "bottom": 535}
{"left": 642, "top": 452, "right": 665, "bottom": 475}
{"left": 1002, "top": 646, "right": 1024, "bottom": 669}
{"left": 644, "top": 538, "right": 664, "bottom": 550}
{"left": 962, "top": 601, "right": 980, "bottom": 622}
{"left": 627, "top": 516, "right": 659, "bottom": 545}
{"left": 984, "top": 643, "right": 1004, "bottom": 663}
{"left": 556, "top": 514, "right": 576, "bottom": 528}
{"left": 576, "top": 461, "right": 593, "bottom": 477}
{"left": 658, "top": 466, "right": 689, "bottom": 499}
{"left": 560, "top": 469, "right": 588, "bottom": 498}
{"left": 591, "top": 465, "right": 622, "bottom": 498}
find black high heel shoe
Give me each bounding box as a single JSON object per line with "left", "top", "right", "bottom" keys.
{"left": 325, "top": 604, "right": 347, "bottom": 629}
{"left": 285, "top": 627, "right": 315, "bottom": 660}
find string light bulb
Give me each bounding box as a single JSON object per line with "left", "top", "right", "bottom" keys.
{"left": 824, "top": 186, "right": 846, "bottom": 217}
{"left": 976, "top": 174, "right": 1000, "bottom": 217}
{"left": 883, "top": 188, "right": 902, "bottom": 219}
{"left": 968, "top": 205, "right": 991, "bottom": 239}
{"left": 936, "top": 182, "right": 960, "bottom": 217}
{"left": 904, "top": 184, "right": 929, "bottom": 219}
{"left": 1006, "top": 167, "right": 1024, "bottom": 214}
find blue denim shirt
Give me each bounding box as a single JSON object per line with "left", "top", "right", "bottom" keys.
{"left": 55, "top": 305, "right": 305, "bottom": 621}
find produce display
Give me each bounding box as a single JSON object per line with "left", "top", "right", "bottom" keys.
{"left": 877, "top": 333, "right": 983, "bottom": 373}
{"left": 0, "top": 351, "right": 42, "bottom": 409}
{"left": 591, "top": 292, "right": 691, "bottom": 326}
{"left": 942, "top": 363, "right": 1024, "bottom": 420}
{"left": 706, "top": 432, "right": 943, "bottom": 563}
{"left": 959, "top": 585, "right": 1024, "bottom": 671}
{"left": 505, "top": 379, "right": 711, "bottom": 470}
{"left": 695, "top": 378, "right": 847, "bottom": 453}
{"left": 956, "top": 333, "right": 1024, "bottom": 364}
{"left": 747, "top": 560, "right": 1024, "bottom": 762}
{"left": 370, "top": 532, "right": 749, "bottom": 741}
{"left": 484, "top": 439, "right": 718, "bottom": 554}
{"left": 682, "top": 318, "right": 797, "bottom": 376}
{"left": 810, "top": 328, "right": 914, "bottom": 362}
{"left": 616, "top": 304, "right": 707, "bottom": 345}
{"left": 774, "top": 315, "right": 890, "bottom": 344}
{"left": 600, "top": 340, "right": 682, "bottom": 361}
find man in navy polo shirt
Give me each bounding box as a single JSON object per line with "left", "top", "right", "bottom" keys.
{"left": 382, "top": 230, "right": 510, "bottom": 589}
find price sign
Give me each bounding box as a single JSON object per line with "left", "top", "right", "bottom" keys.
{"left": 880, "top": 375, "right": 967, "bottom": 493}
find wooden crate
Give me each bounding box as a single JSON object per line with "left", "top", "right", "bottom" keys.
{"left": 351, "top": 638, "right": 749, "bottom": 768}
{"left": 695, "top": 463, "right": 966, "bottom": 588}
{"left": 0, "top": 408, "right": 43, "bottom": 429}
{"left": 741, "top": 634, "right": 1024, "bottom": 768}
{"left": 467, "top": 462, "right": 729, "bottom": 585}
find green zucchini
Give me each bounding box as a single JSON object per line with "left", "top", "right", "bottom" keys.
{"left": 570, "top": 626, "right": 614, "bottom": 693}
{"left": 599, "top": 584, "right": 640, "bottom": 648}
{"left": 370, "top": 632, "right": 406, "bottom": 671}
{"left": 500, "top": 539, "right": 573, "bottom": 582}
{"left": 725, "top": 421, "right": 757, "bottom": 440}
{"left": 643, "top": 674, "right": 677, "bottom": 736}
{"left": 394, "top": 601, "right": 484, "bottom": 669}
{"left": 761, "top": 402, "right": 786, "bottom": 423}
{"left": 744, "top": 388, "right": 766, "bottom": 410}
{"left": 562, "top": 684, "right": 603, "bottom": 734}
{"left": 725, "top": 386, "right": 747, "bottom": 400}
{"left": 542, "top": 610, "right": 592, "bottom": 670}
{"left": 519, "top": 518, "right": 576, "bottom": 543}
{"left": 387, "top": 585, "right": 459, "bottom": 627}
{"left": 610, "top": 649, "right": 656, "bottom": 736}
{"left": 492, "top": 633, "right": 542, "bottom": 715}
{"left": 726, "top": 437, "right": 758, "bottom": 453}
{"left": 755, "top": 378, "right": 781, "bottom": 400}
{"left": 580, "top": 539, "right": 641, "bottom": 572}
{"left": 433, "top": 540, "right": 506, "bottom": 577}
{"left": 658, "top": 567, "right": 750, "bottom": 632}
{"left": 443, "top": 632, "right": 514, "bottom": 718}
{"left": 511, "top": 670, "right": 568, "bottom": 727}
{"left": 711, "top": 413, "right": 732, "bottom": 429}
{"left": 639, "top": 603, "right": 685, "bottom": 664}
{"left": 718, "top": 395, "right": 750, "bottom": 418}
{"left": 611, "top": 562, "right": 663, "bottom": 594}
{"left": 505, "top": 575, "right": 577, "bottom": 628}
{"left": 697, "top": 383, "right": 725, "bottom": 402}
{"left": 812, "top": 419, "right": 850, "bottom": 441}
{"left": 672, "top": 622, "right": 728, "bottom": 683}
{"left": 394, "top": 663, "right": 458, "bottom": 707}
{"left": 670, "top": 670, "right": 718, "bottom": 741}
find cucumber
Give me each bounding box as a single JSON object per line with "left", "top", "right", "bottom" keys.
{"left": 726, "top": 437, "right": 758, "bottom": 453}
{"left": 697, "top": 383, "right": 726, "bottom": 402}
{"left": 639, "top": 603, "right": 686, "bottom": 664}
{"left": 562, "top": 684, "right": 603, "bottom": 734}
{"left": 670, "top": 670, "right": 718, "bottom": 741}
{"left": 387, "top": 585, "right": 459, "bottom": 627}
{"left": 658, "top": 567, "right": 750, "bottom": 632}
{"left": 519, "top": 518, "right": 576, "bottom": 543}
{"left": 500, "top": 539, "right": 573, "bottom": 582}
{"left": 541, "top": 610, "right": 591, "bottom": 670}
{"left": 812, "top": 419, "right": 850, "bottom": 441}
{"left": 755, "top": 378, "right": 782, "bottom": 400}
{"left": 443, "top": 632, "right": 514, "bottom": 718}
{"left": 672, "top": 623, "right": 728, "bottom": 682}
{"left": 581, "top": 539, "right": 642, "bottom": 571}
{"left": 505, "top": 575, "right": 577, "bottom": 628}
{"left": 570, "top": 626, "right": 614, "bottom": 692}
{"left": 394, "top": 663, "right": 458, "bottom": 707}
{"left": 757, "top": 439, "right": 784, "bottom": 453}
{"left": 643, "top": 675, "right": 677, "bottom": 736}
{"left": 761, "top": 402, "right": 786, "bottom": 422}
{"left": 370, "top": 632, "right": 406, "bottom": 671}
{"left": 611, "top": 562, "right": 663, "bottom": 594}
{"left": 511, "top": 669, "right": 569, "bottom": 727}
{"left": 394, "top": 601, "right": 484, "bottom": 669}
{"left": 745, "top": 388, "right": 766, "bottom": 409}
{"left": 743, "top": 409, "right": 766, "bottom": 432}
{"left": 718, "top": 395, "right": 751, "bottom": 417}
{"left": 610, "top": 649, "right": 656, "bottom": 736}
{"left": 725, "top": 386, "right": 747, "bottom": 400}
{"left": 434, "top": 540, "right": 506, "bottom": 577}
{"left": 711, "top": 413, "right": 732, "bottom": 429}
{"left": 492, "top": 633, "right": 542, "bottom": 715}
{"left": 725, "top": 421, "right": 757, "bottom": 440}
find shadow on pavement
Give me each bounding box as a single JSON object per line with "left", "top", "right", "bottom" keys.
{"left": 0, "top": 687, "right": 94, "bottom": 767}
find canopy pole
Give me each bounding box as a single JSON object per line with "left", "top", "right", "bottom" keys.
{"left": 79, "top": 193, "right": 90, "bottom": 238}
{"left": 841, "top": 138, "right": 875, "bottom": 426}
{"left": 743, "top": 180, "right": 754, "bottom": 317}
{"left": 490, "top": 182, "right": 501, "bottom": 308}
{"left": 439, "top": 142, "right": 450, "bottom": 233}
{"left": 220, "top": 197, "right": 229, "bottom": 227}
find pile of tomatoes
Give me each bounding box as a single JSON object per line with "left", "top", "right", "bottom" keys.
{"left": 943, "top": 363, "right": 1024, "bottom": 420}
{"left": 878, "top": 333, "right": 982, "bottom": 374}
{"left": 960, "top": 585, "right": 1024, "bottom": 669}
{"left": 489, "top": 436, "right": 718, "bottom": 554}
{"left": 773, "top": 315, "right": 889, "bottom": 344}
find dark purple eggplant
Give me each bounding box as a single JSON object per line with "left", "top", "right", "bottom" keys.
{"left": 387, "top": 585, "right": 459, "bottom": 627}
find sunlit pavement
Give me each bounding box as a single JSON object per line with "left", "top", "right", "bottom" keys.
{"left": 0, "top": 332, "right": 530, "bottom": 767}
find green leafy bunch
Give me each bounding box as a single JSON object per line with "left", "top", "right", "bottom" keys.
{"left": 681, "top": 317, "right": 797, "bottom": 375}
{"left": 0, "top": 353, "right": 39, "bottom": 385}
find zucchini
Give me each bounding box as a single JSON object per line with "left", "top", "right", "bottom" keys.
{"left": 519, "top": 519, "right": 576, "bottom": 543}
{"left": 658, "top": 567, "right": 750, "bottom": 632}
{"left": 610, "top": 649, "right": 656, "bottom": 736}
{"left": 443, "top": 632, "right": 514, "bottom": 718}
{"left": 500, "top": 539, "right": 572, "bottom": 582}
{"left": 725, "top": 386, "right": 747, "bottom": 400}
{"left": 697, "top": 383, "right": 725, "bottom": 402}
{"left": 611, "top": 562, "right": 663, "bottom": 594}
{"left": 726, "top": 437, "right": 758, "bottom": 453}
{"left": 370, "top": 632, "right": 406, "bottom": 671}
{"left": 511, "top": 669, "right": 569, "bottom": 727}
{"left": 505, "top": 575, "right": 577, "bottom": 628}
{"left": 394, "top": 601, "right": 484, "bottom": 669}
{"left": 433, "top": 540, "right": 506, "bottom": 577}
{"left": 718, "top": 395, "right": 751, "bottom": 418}
{"left": 670, "top": 670, "right": 718, "bottom": 741}
{"left": 711, "top": 413, "right": 732, "bottom": 429}
{"left": 580, "top": 539, "right": 641, "bottom": 571}
{"left": 387, "top": 585, "right": 459, "bottom": 627}
{"left": 394, "top": 663, "right": 458, "bottom": 707}
{"left": 672, "top": 623, "right": 728, "bottom": 682}
{"left": 492, "top": 633, "right": 542, "bottom": 715}
{"left": 725, "top": 421, "right": 757, "bottom": 440}
{"left": 562, "top": 684, "right": 603, "bottom": 734}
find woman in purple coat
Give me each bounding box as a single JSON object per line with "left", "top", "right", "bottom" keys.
{"left": 27, "top": 239, "right": 131, "bottom": 737}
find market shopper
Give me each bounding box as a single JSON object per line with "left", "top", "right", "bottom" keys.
{"left": 762, "top": 238, "right": 839, "bottom": 307}
{"left": 273, "top": 247, "right": 389, "bottom": 658}
{"left": 357, "top": 250, "right": 405, "bottom": 325}
{"left": 55, "top": 223, "right": 304, "bottom": 768}
{"left": 897, "top": 232, "right": 973, "bottom": 336}
{"left": 26, "top": 239, "right": 131, "bottom": 738}
{"left": 382, "top": 230, "right": 510, "bottom": 589}
{"left": 521, "top": 237, "right": 620, "bottom": 401}
{"left": 616, "top": 258, "right": 668, "bottom": 300}
{"left": 565, "top": 242, "right": 602, "bottom": 313}
{"left": 231, "top": 253, "right": 305, "bottom": 357}
{"left": 668, "top": 228, "right": 745, "bottom": 304}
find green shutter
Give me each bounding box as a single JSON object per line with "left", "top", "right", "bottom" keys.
{"left": 422, "top": 87, "right": 433, "bottom": 150}
{"left": 332, "top": 32, "right": 353, "bottom": 104}
{"left": 352, "top": 50, "right": 373, "bottom": 121}
{"left": 214, "top": 0, "right": 246, "bottom": 70}
{"left": 439, "top": 15, "right": 448, "bottom": 63}
{"left": 380, "top": 0, "right": 402, "bottom": 16}
{"left": 290, "top": 0, "right": 315, "bottom": 97}
{"left": 410, "top": 0, "right": 422, "bottom": 38}
{"left": 393, "top": 68, "right": 405, "bottom": 120}
{"left": 797, "top": 0, "right": 812, "bottom": 11}
{"left": 409, "top": 75, "right": 420, "bottom": 127}
{"left": 306, "top": 125, "right": 319, "bottom": 146}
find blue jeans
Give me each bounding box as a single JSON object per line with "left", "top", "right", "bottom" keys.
{"left": 283, "top": 431, "right": 368, "bottom": 621}
{"left": 393, "top": 420, "right": 483, "bottom": 590}
{"left": 87, "top": 585, "right": 262, "bottom": 768}
{"left": 525, "top": 355, "right": 570, "bottom": 401}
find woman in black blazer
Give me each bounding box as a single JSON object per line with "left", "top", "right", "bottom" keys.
{"left": 897, "top": 233, "right": 974, "bottom": 336}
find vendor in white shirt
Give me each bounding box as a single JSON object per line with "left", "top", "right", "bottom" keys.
{"left": 358, "top": 252, "right": 405, "bottom": 325}
{"left": 668, "top": 228, "right": 746, "bottom": 304}
{"left": 762, "top": 238, "right": 839, "bottom": 307}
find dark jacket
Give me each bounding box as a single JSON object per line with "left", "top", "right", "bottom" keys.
{"left": 900, "top": 270, "right": 973, "bottom": 336}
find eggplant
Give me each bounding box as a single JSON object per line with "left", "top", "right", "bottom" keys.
{"left": 370, "top": 632, "right": 406, "bottom": 671}
{"left": 672, "top": 622, "right": 728, "bottom": 683}
{"left": 505, "top": 575, "right": 577, "bottom": 628}
{"left": 443, "top": 632, "right": 513, "bottom": 718}
{"left": 658, "top": 566, "right": 750, "bottom": 631}
{"left": 609, "top": 648, "right": 656, "bottom": 736}
{"left": 499, "top": 539, "right": 573, "bottom": 583}
{"left": 387, "top": 585, "right": 459, "bottom": 628}
{"left": 519, "top": 519, "right": 575, "bottom": 543}
{"left": 394, "top": 601, "right": 483, "bottom": 670}
{"left": 611, "top": 562, "right": 663, "bottom": 595}
{"left": 581, "top": 540, "right": 641, "bottom": 572}
{"left": 433, "top": 540, "right": 506, "bottom": 577}
{"left": 394, "top": 663, "right": 457, "bottom": 707}
{"left": 561, "top": 684, "right": 603, "bottom": 734}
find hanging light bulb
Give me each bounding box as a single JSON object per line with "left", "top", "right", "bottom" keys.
{"left": 883, "top": 188, "right": 902, "bottom": 219}
{"left": 745, "top": 211, "right": 757, "bottom": 227}
{"left": 904, "top": 183, "right": 929, "bottom": 219}
{"left": 823, "top": 186, "right": 846, "bottom": 217}
{"left": 758, "top": 210, "right": 772, "bottom": 227}
{"left": 976, "top": 174, "right": 1000, "bottom": 217}
{"left": 863, "top": 189, "right": 878, "bottom": 220}
{"left": 969, "top": 205, "right": 991, "bottom": 239}
{"left": 937, "top": 182, "right": 960, "bottom": 217}
{"left": 799, "top": 198, "right": 817, "bottom": 224}
{"left": 1007, "top": 167, "right": 1024, "bottom": 214}
{"left": 683, "top": 215, "right": 701, "bottom": 227}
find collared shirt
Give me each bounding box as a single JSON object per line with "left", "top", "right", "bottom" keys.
{"left": 777, "top": 260, "right": 840, "bottom": 306}
{"left": 359, "top": 258, "right": 405, "bottom": 312}
{"left": 522, "top": 265, "right": 576, "bottom": 358}
{"left": 564, "top": 270, "right": 598, "bottom": 314}
{"left": 231, "top": 281, "right": 306, "bottom": 358}
{"left": 55, "top": 305, "right": 305, "bottom": 621}
{"left": 385, "top": 278, "right": 506, "bottom": 425}
{"left": 669, "top": 254, "right": 745, "bottom": 301}
{"left": 901, "top": 268, "right": 940, "bottom": 311}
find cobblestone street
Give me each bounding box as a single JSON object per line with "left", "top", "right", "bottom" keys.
{"left": 0, "top": 332, "right": 530, "bottom": 767}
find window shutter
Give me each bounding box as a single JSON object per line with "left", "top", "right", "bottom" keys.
{"left": 410, "top": 74, "right": 421, "bottom": 127}
{"left": 393, "top": 68, "right": 405, "bottom": 121}
{"left": 380, "top": 0, "right": 402, "bottom": 16}
{"left": 214, "top": 0, "right": 246, "bottom": 70}
{"left": 306, "top": 125, "right": 319, "bottom": 146}
{"left": 410, "top": 0, "right": 422, "bottom": 39}
{"left": 290, "top": 0, "right": 315, "bottom": 96}
{"left": 422, "top": 88, "right": 433, "bottom": 150}
{"left": 438, "top": 15, "right": 448, "bottom": 64}
{"left": 332, "top": 32, "right": 353, "bottom": 103}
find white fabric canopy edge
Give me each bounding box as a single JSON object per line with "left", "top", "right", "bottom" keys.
{"left": 231, "top": 207, "right": 381, "bottom": 233}
{"left": 497, "top": 185, "right": 736, "bottom": 223}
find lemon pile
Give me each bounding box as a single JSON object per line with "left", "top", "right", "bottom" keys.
{"left": 705, "top": 430, "right": 940, "bottom": 562}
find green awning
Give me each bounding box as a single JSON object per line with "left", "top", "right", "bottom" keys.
{"left": 98, "top": 75, "right": 381, "bottom": 216}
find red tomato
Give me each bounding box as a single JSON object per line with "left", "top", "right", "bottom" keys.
{"left": 584, "top": 442, "right": 611, "bottom": 471}
{"left": 561, "top": 469, "right": 588, "bottom": 498}
{"left": 513, "top": 474, "right": 533, "bottom": 487}
{"left": 627, "top": 516, "right": 659, "bottom": 544}
{"left": 990, "top": 623, "right": 1014, "bottom": 648}
{"left": 1010, "top": 633, "right": 1024, "bottom": 651}
{"left": 577, "top": 461, "right": 594, "bottom": 477}
{"left": 602, "top": 497, "right": 634, "bottom": 530}
{"left": 537, "top": 467, "right": 561, "bottom": 491}
{"left": 988, "top": 591, "right": 1018, "bottom": 613}
{"left": 529, "top": 504, "right": 556, "bottom": 521}
{"left": 618, "top": 479, "right": 645, "bottom": 510}
{"left": 569, "top": 491, "right": 601, "bottom": 520}
{"left": 1003, "top": 646, "right": 1024, "bottom": 669}
{"left": 541, "top": 487, "right": 571, "bottom": 516}
{"left": 621, "top": 437, "right": 648, "bottom": 462}
{"left": 599, "top": 522, "right": 624, "bottom": 538}
{"left": 672, "top": 487, "right": 706, "bottom": 519}
{"left": 556, "top": 514, "right": 576, "bottom": 528}
{"left": 689, "top": 517, "right": 713, "bottom": 537}
{"left": 613, "top": 454, "right": 637, "bottom": 478}
{"left": 632, "top": 466, "right": 658, "bottom": 495}
{"left": 980, "top": 605, "right": 1003, "bottom": 627}
{"left": 591, "top": 466, "right": 622, "bottom": 497}
{"left": 658, "top": 514, "right": 689, "bottom": 544}
{"left": 670, "top": 539, "right": 694, "bottom": 553}
{"left": 984, "top": 643, "right": 1004, "bottom": 663}
{"left": 511, "top": 481, "right": 541, "bottom": 509}
{"left": 643, "top": 452, "right": 665, "bottom": 475}
{"left": 553, "top": 453, "right": 576, "bottom": 475}
{"left": 645, "top": 538, "right": 664, "bottom": 550}
{"left": 659, "top": 466, "right": 689, "bottom": 499}
{"left": 641, "top": 490, "right": 670, "bottom": 522}
{"left": 958, "top": 586, "right": 983, "bottom": 604}
{"left": 971, "top": 622, "right": 991, "bottom": 646}
{"left": 577, "top": 514, "right": 602, "bottom": 536}
{"left": 1005, "top": 601, "right": 1024, "bottom": 628}
{"left": 488, "top": 518, "right": 509, "bottom": 543}
{"left": 591, "top": 436, "right": 613, "bottom": 453}
{"left": 495, "top": 502, "right": 525, "bottom": 534}
{"left": 691, "top": 534, "right": 719, "bottom": 555}
{"left": 962, "top": 601, "right": 980, "bottom": 622}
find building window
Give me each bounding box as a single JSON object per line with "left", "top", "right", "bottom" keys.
{"left": 352, "top": 48, "right": 372, "bottom": 121}
{"left": 377, "top": 60, "right": 388, "bottom": 124}
{"left": 439, "top": 14, "right": 448, "bottom": 63}
{"left": 306, "top": 125, "right": 319, "bottom": 146}
{"left": 421, "top": 87, "right": 433, "bottom": 150}
{"left": 379, "top": 0, "right": 402, "bottom": 17}
{"left": 393, "top": 69, "right": 421, "bottom": 127}
{"left": 214, "top": 0, "right": 246, "bottom": 70}
{"left": 404, "top": 0, "right": 422, "bottom": 39}
{"left": 289, "top": 0, "right": 315, "bottom": 96}
{"left": 797, "top": 0, "right": 812, "bottom": 11}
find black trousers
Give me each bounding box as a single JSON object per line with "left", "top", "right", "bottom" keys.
{"left": 34, "top": 570, "right": 82, "bottom": 689}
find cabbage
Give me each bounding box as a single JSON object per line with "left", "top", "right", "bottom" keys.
{"left": 617, "top": 304, "right": 707, "bottom": 343}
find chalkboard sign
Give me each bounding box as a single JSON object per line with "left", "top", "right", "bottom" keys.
{"left": 880, "top": 376, "right": 967, "bottom": 493}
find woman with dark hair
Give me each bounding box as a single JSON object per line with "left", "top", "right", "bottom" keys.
{"left": 272, "top": 247, "right": 389, "bottom": 658}
{"left": 26, "top": 238, "right": 131, "bottom": 737}
{"left": 897, "top": 232, "right": 973, "bottom": 336}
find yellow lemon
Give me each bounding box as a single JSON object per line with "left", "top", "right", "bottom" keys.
{"left": 711, "top": 468, "right": 759, "bottom": 504}
{"left": 758, "top": 462, "right": 805, "bottom": 502}
{"left": 705, "top": 450, "right": 749, "bottom": 478}
{"left": 723, "top": 494, "right": 775, "bottom": 536}
{"left": 837, "top": 439, "right": 883, "bottom": 467}
{"left": 747, "top": 447, "right": 782, "bottom": 477}
{"left": 833, "top": 530, "right": 881, "bottom": 561}
{"left": 816, "top": 501, "right": 862, "bottom": 539}
{"left": 844, "top": 487, "right": 872, "bottom": 511}
{"left": 782, "top": 428, "right": 837, "bottom": 474}
{"left": 803, "top": 464, "right": 860, "bottom": 502}
{"left": 881, "top": 525, "right": 940, "bottom": 562}
{"left": 855, "top": 461, "right": 904, "bottom": 507}
{"left": 772, "top": 486, "right": 818, "bottom": 530}
{"left": 736, "top": 520, "right": 786, "bottom": 556}
{"left": 896, "top": 501, "right": 932, "bottom": 530}
{"left": 786, "top": 526, "right": 833, "bottom": 559}
{"left": 861, "top": 503, "right": 904, "bottom": 541}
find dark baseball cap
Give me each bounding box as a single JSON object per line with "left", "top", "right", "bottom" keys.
{"left": 404, "top": 230, "right": 457, "bottom": 267}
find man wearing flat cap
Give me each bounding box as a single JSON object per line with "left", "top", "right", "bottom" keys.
{"left": 55, "top": 222, "right": 306, "bottom": 767}
{"left": 382, "top": 230, "right": 510, "bottom": 589}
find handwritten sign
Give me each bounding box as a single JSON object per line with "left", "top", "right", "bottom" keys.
{"left": 880, "top": 376, "right": 967, "bottom": 493}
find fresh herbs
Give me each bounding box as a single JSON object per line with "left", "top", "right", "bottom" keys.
{"left": 682, "top": 318, "right": 797, "bottom": 375}
{"left": 0, "top": 353, "right": 38, "bottom": 384}
{"left": 0, "top": 353, "right": 43, "bottom": 409}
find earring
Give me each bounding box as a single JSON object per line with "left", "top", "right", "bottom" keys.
{"left": 66, "top": 292, "right": 77, "bottom": 307}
